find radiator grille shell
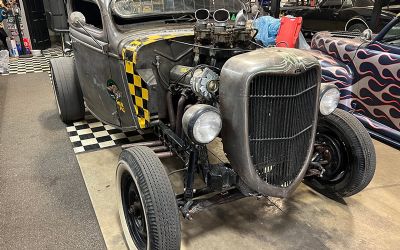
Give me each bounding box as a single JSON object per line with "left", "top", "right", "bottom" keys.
{"left": 248, "top": 70, "right": 319, "bottom": 187}
{"left": 219, "top": 48, "right": 321, "bottom": 197}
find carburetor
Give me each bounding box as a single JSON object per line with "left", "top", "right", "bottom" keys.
{"left": 194, "top": 8, "right": 254, "bottom": 48}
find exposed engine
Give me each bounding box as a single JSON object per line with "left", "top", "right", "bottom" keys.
{"left": 192, "top": 8, "right": 255, "bottom": 66}
{"left": 147, "top": 6, "right": 336, "bottom": 197}
{"left": 160, "top": 8, "right": 258, "bottom": 112}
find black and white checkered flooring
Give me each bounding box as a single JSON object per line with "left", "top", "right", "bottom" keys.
{"left": 66, "top": 111, "right": 151, "bottom": 154}
{"left": 2, "top": 47, "right": 151, "bottom": 154}
{"left": 1, "top": 47, "right": 68, "bottom": 76}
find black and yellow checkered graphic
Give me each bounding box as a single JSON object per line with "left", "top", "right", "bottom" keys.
{"left": 124, "top": 49, "right": 149, "bottom": 129}
{"left": 123, "top": 32, "right": 193, "bottom": 129}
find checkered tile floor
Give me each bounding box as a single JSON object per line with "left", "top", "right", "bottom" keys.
{"left": 66, "top": 111, "right": 153, "bottom": 154}
{"left": 1, "top": 47, "right": 69, "bottom": 76}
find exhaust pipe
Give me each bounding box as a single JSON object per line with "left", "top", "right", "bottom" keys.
{"left": 151, "top": 146, "right": 169, "bottom": 153}
{"left": 195, "top": 9, "right": 210, "bottom": 29}
{"left": 156, "top": 151, "right": 176, "bottom": 159}
{"left": 121, "top": 140, "right": 163, "bottom": 149}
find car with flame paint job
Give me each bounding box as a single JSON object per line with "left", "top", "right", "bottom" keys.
{"left": 310, "top": 14, "right": 400, "bottom": 148}
{"left": 49, "top": 0, "right": 377, "bottom": 248}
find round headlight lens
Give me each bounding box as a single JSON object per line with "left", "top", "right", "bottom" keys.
{"left": 320, "top": 86, "right": 340, "bottom": 116}
{"left": 183, "top": 104, "right": 222, "bottom": 144}
{"left": 192, "top": 111, "right": 222, "bottom": 144}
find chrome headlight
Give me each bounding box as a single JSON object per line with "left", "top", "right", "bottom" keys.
{"left": 319, "top": 84, "right": 340, "bottom": 116}
{"left": 182, "top": 104, "right": 222, "bottom": 144}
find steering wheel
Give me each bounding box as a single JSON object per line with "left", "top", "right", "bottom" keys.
{"left": 0, "top": 7, "right": 8, "bottom": 22}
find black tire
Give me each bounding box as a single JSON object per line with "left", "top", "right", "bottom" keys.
{"left": 116, "top": 146, "right": 181, "bottom": 250}
{"left": 347, "top": 23, "right": 368, "bottom": 33}
{"left": 305, "top": 109, "right": 376, "bottom": 198}
{"left": 50, "top": 57, "right": 84, "bottom": 123}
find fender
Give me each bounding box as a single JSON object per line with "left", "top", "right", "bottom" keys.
{"left": 345, "top": 17, "right": 370, "bottom": 31}
{"left": 122, "top": 30, "right": 193, "bottom": 129}
{"left": 306, "top": 49, "right": 355, "bottom": 112}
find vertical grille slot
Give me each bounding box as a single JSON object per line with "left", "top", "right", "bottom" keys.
{"left": 248, "top": 70, "right": 318, "bottom": 187}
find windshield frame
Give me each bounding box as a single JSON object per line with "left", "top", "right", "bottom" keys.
{"left": 110, "top": 0, "right": 244, "bottom": 20}
{"left": 373, "top": 15, "right": 400, "bottom": 43}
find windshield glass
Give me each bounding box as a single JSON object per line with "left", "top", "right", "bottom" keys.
{"left": 381, "top": 21, "right": 400, "bottom": 44}
{"left": 112, "top": 0, "right": 244, "bottom": 18}
{"left": 353, "top": 0, "right": 374, "bottom": 7}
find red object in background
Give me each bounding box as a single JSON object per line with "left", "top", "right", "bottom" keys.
{"left": 276, "top": 16, "right": 303, "bottom": 48}
{"left": 23, "top": 38, "right": 32, "bottom": 51}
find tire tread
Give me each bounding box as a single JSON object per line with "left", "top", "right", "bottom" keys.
{"left": 319, "top": 109, "right": 376, "bottom": 197}
{"left": 120, "top": 146, "right": 181, "bottom": 250}
{"left": 50, "top": 57, "right": 84, "bottom": 123}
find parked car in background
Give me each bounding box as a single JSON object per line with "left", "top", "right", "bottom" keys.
{"left": 382, "top": 0, "right": 400, "bottom": 14}
{"left": 310, "top": 14, "right": 400, "bottom": 148}
{"left": 282, "top": 0, "right": 396, "bottom": 33}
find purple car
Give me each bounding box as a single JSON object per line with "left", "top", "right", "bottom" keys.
{"left": 309, "top": 14, "right": 400, "bottom": 149}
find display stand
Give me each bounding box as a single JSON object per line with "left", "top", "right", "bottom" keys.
{"left": 14, "top": 7, "right": 31, "bottom": 58}
{"left": 4, "top": 4, "right": 32, "bottom": 58}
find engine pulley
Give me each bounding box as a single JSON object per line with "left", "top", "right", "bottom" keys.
{"left": 190, "top": 67, "right": 219, "bottom": 100}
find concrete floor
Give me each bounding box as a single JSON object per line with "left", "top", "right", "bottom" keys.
{"left": 1, "top": 72, "right": 400, "bottom": 249}
{"left": 77, "top": 140, "right": 400, "bottom": 250}
{"left": 0, "top": 73, "right": 106, "bottom": 249}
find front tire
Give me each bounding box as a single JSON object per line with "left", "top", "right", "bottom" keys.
{"left": 305, "top": 109, "right": 376, "bottom": 197}
{"left": 116, "top": 146, "right": 181, "bottom": 250}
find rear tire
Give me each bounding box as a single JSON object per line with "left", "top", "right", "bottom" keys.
{"left": 347, "top": 23, "right": 368, "bottom": 33}
{"left": 50, "top": 57, "right": 84, "bottom": 123}
{"left": 305, "top": 109, "right": 376, "bottom": 197}
{"left": 116, "top": 146, "right": 181, "bottom": 250}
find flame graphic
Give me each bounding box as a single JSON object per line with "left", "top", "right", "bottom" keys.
{"left": 311, "top": 32, "right": 400, "bottom": 133}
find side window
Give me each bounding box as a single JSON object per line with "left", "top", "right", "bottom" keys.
{"left": 342, "top": 0, "right": 352, "bottom": 7}
{"left": 284, "top": 0, "right": 317, "bottom": 7}
{"left": 320, "top": 0, "right": 343, "bottom": 8}
{"left": 72, "top": 0, "right": 103, "bottom": 30}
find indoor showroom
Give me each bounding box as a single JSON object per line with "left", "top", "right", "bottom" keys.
{"left": 0, "top": 0, "right": 399, "bottom": 249}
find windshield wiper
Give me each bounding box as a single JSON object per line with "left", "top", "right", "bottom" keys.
{"left": 164, "top": 14, "right": 196, "bottom": 24}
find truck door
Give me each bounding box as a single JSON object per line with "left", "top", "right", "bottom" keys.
{"left": 69, "top": 0, "right": 118, "bottom": 126}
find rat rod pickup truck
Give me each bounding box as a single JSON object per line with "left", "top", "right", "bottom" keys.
{"left": 50, "top": 0, "right": 376, "bottom": 249}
